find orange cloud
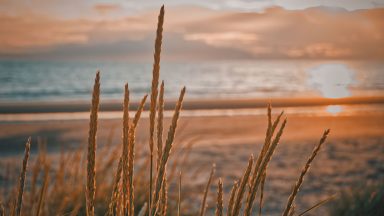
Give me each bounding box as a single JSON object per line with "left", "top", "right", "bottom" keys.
{"left": 0, "top": 15, "right": 92, "bottom": 53}
{"left": 184, "top": 32, "right": 258, "bottom": 46}
{"left": 93, "top": 4, "right": 122, "bottom": 15}
{"left": 175, "top": 6, "right": 384, "bottom": 59}
{"left": 285, "top": 43, "right": 352, "bottom": 58}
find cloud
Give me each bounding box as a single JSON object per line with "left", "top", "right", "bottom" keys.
{"left": 2, "top": 33, "right": 252, "bottom": 61}
{"left": 0, "top": 0, "right": 382, "bottom": 20}
{"left": 93, "top": 4, "right": 122, "bottom": 15}
{"left": 0, "top": 15, "right": 92, "bottom": 53}
{"left": 175, "top": 6, "right": 384, "bottom": 59}
{"left": 185, "top": 32, "right": 258, "bottom": 46}
{"left": 0, "top": 6, "right": 383, "bottom": 60}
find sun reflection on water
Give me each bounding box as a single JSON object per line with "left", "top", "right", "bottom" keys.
{"left": 326, "top": 105, "right": 343, "bottom": 115}
{"left": 308, "top": 63, "right": 355, "bottom": 99}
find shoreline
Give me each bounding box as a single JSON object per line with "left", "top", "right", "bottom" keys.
{"left": 0, "top": 95, "right": 383, "bottom": 114}
{"left": 0, "top": 105, "right": 383, "bottom": 123}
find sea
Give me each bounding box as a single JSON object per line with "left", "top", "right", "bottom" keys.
{"left": 0, "top": 59, "right": 383, "bottom": 102}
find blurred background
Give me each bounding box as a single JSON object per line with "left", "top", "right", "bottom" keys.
{"left": 0, "top": 1, "right": 384, "bottom": 215}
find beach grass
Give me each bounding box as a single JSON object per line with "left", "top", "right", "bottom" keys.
{"left": 0, "top": 5, "right": 335, "bottom": 216}
{"left": 327, "top": 182, "right": 384, "bottom": 216}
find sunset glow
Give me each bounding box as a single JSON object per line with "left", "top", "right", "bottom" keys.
{"left": 308, "top": 64, "right": 355, "bottom": 98}
{"left": 326, "top": 105, "right": 343, "bottom": 115}
{"left": 0, "top": 2, "right": 383, "bottom": 61}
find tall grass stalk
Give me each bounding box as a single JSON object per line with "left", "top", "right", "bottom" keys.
{"left": 215, "top": 178, "right": 223, "bottom": 216}
{"left": 159, "top": 172, "right": 168, "bottom": 216}
{"left": 246, "top": 110, "right": 283, "bottom": 209}
{"left": 199, "top": 165, "right": 215, "bottom": 216}
{"left": 177, "top": 171, "right": 182, "bottom": 216}
{"left": 258, "top": 172, "right": 266, "bottom": 216}
{"left": 297, "top": 194, "right": 336, "bottom": 216}
{"left": 244, "top": 118, "right": 286, "bottom": 216}
{"left": 122, "top": 83, "right": 130, "bottom": 215}
{"left": 282, "top": 129, "right": 330, "bottom": 216}
{"left": 29, "top": 143, "right": 43, "bottom": 211}
{"left": 232, "top": 155, "right": 253, "bottom": 216}
{"left": 35, "top": 164, "right": 49, "bottom": 216}
{"left": 288, "top": 206, "right": 295, "bottom": 216}
{"left": 157, "top": 80, "right": 165, "bottom": 170}
{"left": 149, "top": 5, "right": 164, "bottom": 212}
{"left": 128, "top": 94, "right": 148, "bottom": 215}
{"left": 151, "top": 87, "right": 185, "bottom": 216}
{"left": 108, "top": 156, "right": 123, "bottom": 215}
{"left": 227, "top": 181, "right": 239, "bottom": 216}
{"left": 248, "top": 110, "right": 282, "bottom": 193}
{"left": 15, "top": 137, "right": 31, "bottom": 216}
{"left": 86, "top": 71, "right": 100, "bottom": 216}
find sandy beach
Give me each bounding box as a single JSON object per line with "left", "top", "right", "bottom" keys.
{"left": 0, "top": 101, "right": 383, "bottom": 215}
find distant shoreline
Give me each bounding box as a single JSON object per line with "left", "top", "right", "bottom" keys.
{"left": 0, "top": 96, "right": 383, "bottom": 114}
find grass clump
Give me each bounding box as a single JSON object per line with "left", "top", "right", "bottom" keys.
{"left": 328, "top": 182, "right": 384, "bottom": 216}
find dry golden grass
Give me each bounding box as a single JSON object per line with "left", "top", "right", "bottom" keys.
{"left": 86, "top": 71, "right": 100, "bottom": 216}
{"left": 0, "top": 5, "right": 332, "bottom": 216}
{"left": 128, "top": 94, "right": 148, "bottom": 215}
{"left": 177, "top": 171, "right": 181, "bottom": 216}
{"left": 227, "top": 181, "right": 239, "bottom": 216}
{"left": 14, "top": 138, "right": 30, "bottom": 216}
{"left": 158, "top": 170, "right": 168, "bottom": 216}
{"left": 244, "top": 116, "right": 286, "bottom": 216}
{"left": 282, "top": 129, "right": 330, "bottom": 216}
{"left": 199, "top": 164, "right": 215, "bottom": 216}
{"left": 246, "top": 110, "right": 282, "bottom": 207}
{"left": 149, "top": 5, "right": 164, "bottom": 213}
{"left": 298, "top": 194, "right": 336, "bottom": 216}
{"left": 232, "top": 155, "right": 253, "bottom": 216}
{"left": 215, "top": 178, "right": 223, "bottom": 216}
{"left": 288, "top": 206, "right": 295, "bottom": 216}
{"left": 151, "top": 86, "right": 185, "bottom": 216}
{"left": 157, "top": 80, "right": 165, "bottom": 171}
{"left": 258, "top": 172, "right": 266, "bottom": 216}
{"left": 122, "top": 83, "right": 130, "bottom": 215}
{"left": 35, "top": 164, "right": 49, "bottom": 216}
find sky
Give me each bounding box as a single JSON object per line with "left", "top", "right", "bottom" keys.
{"left": 0, "top": 0, "right": 384, "bottom": 61}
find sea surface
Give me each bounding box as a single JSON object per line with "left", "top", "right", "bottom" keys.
{"left": 0, "top": 59, "right": 383, "bottom": 102}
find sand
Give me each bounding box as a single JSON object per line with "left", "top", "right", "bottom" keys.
{"left": 0, "top": 106, "right": 383, "bottom": 215}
